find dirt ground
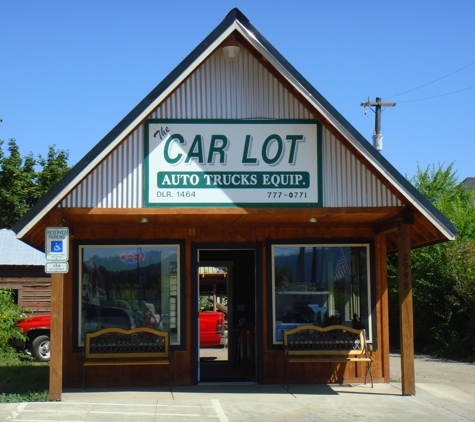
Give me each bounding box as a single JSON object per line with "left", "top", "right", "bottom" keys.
{"left": 390, "top": 351, "right": 475, "bottom": 394}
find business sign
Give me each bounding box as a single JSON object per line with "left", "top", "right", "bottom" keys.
{"left": 45, "top": 261, "right": 69, "bottom": 274}
{"left": 144, "top": 120, "right": 322, "bottom": 207}
{"left": 45, "top": 227, "right": 69, "bottom": 261}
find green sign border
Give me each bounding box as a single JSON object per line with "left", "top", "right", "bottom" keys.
{"left": 144, "top": 119, "right": 323, "bottom": 208}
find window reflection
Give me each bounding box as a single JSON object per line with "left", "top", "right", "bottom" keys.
{"left": 273, "top": 245, "right": 370, "bottom": 343}
{"left": 78, "top": 245, "right": 179, "bottom": 346}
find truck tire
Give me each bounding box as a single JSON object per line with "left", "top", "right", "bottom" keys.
{"left": 31, "top": 335, "right": 50, "bottom": 362}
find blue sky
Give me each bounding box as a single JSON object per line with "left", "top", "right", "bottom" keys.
{"left": 1, "top": 0, "right": 474, "bottom": 182}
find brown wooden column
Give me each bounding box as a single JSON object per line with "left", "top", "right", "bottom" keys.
{"left": 398, "top": 222, "right": 415, "bottom": 395}
{"left": 375, "top": 235, "right": 390, "bottom": 383}
{"left": 49, "top": 210, "right": 64, "bottom": 401}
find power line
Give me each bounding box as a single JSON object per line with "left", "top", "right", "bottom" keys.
{"left": 384, "top": 60, "right": 475, "bottom": 99}
{"left": 397, "top": 85, "right": 475, "bottom": 104}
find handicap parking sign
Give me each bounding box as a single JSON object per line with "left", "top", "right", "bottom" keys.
{"left": 45, "top": 227, "right": 69, "bottom": 261}
{"left": 51, "top": 240, "right": 63, "bottom": 253}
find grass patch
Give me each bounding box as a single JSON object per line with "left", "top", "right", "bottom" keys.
{"left": 0, "top": 352, "right": 49, "bottom": 402}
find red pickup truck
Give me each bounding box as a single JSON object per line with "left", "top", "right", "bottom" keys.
{"left": 14, "top": 314, "right": 51, "bottom": 362}
{"left": 199, "top": 311, "right": 225, "bottom": 347}
{"left": 15, "top": 311, "right": 225, "bottom": 361}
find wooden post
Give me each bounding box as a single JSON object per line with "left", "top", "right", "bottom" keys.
{"left": 213, "top": 284, "right": 217, "bottom": 311}
{"left": 49, "top": 210, "right": 64, "bottom": 401}
{"left": 398, "top": 222, "right": 415, "bottom": 395}
{"left": 376, "top": 235, "right": 390, "bottom": 382}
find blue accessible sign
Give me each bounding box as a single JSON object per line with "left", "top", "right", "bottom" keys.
{"left": 51, "top": 240, "right": 63, "bottom": 253}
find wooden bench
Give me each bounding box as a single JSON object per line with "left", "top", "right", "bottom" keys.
{"left": 283, "top": 325, "right": 373, "bottom": 388}
{"left": 83, "top": 327, "right": 171, "bottom": 390}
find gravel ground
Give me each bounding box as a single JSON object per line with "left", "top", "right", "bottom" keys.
{"left": 390, "top": 351, "right": 475, "bottom": 395}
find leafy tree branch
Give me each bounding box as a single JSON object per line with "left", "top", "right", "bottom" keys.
{"left": 0, "top": 138, "right": 70, "bottom": 228}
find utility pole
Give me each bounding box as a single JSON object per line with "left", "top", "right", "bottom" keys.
{"left": 360, "top": 97, "right": 396, "bottom": 152}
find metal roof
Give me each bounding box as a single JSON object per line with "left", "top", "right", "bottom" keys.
{"left": 0, "top": 229, "right": 46, "bottom": 265}
{"left": 11, "top": 8, "right": 457, "bottom": 244}
{"left": 463, "top": 177, "right": 475, "bottom": 190}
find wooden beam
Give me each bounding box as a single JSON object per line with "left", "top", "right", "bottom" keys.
{"left": 376, "top": 235, "right": 390, "bottom": 382}
{"left": 374, "top": 216, "right": 399, "bottom": 235}
{"left": 63, "top": 206, "right": 402, "bottom": 217}
{"left": 375, "top": 208, "right": 413, "bottom": 235}
{"left": 49, "top": 209, "right": 64, "bottom": 401}
{"left": 398, "top": 223, "right": 415, "bottom": 395}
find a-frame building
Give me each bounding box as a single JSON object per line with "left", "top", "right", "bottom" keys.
{"left": 13, "top": 8, "right": 457, "bottom": 399}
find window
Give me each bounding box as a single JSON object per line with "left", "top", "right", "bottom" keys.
{"left": 78, "top": 244, "right": 180, "bottom": 346}
{"left": 12, "top": 288, "right": 20, "bottom": 305}
{"left": 271, "top": 243, "right": 372, "bottom": 344}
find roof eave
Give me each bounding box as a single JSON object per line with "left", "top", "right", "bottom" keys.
{"left": 12, "top": 10, "right": 244, "bottom": 240}
{"left": 12, "top": 7, "right": 457, "bottom": 244}
{"left": 235, "top": 17, "right": 458, "bottom": 242}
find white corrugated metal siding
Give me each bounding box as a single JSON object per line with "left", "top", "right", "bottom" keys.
{"left": 0, "top": 229, "right": 46, "bottom": 265}
{"left": 61, "top": 47, "right": 401, "bottom": 208}
{"left": 62, "top": 128, "right": 143, "bottom": 208}
{"left": 323, "top": 130, "right": 401, "bottom": 207}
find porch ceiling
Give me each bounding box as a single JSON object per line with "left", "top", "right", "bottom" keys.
{"left": 22, "top": 206, "right": 447, "bottom": 254}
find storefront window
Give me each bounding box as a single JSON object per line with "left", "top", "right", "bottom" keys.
{"left": 78, "top": 244, "right": 180, "bottom": 346}
{"left": 272, "top": 244, "right": 372, "bottom": 344}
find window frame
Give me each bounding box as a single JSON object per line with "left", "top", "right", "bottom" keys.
{"left": 266, "top": 239, "right": 376, "bottom": 349}
{"left": 73, "top": 239, "right": 186, "bottom": 351}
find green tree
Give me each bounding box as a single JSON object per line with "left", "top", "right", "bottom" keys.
{"left": 0, "top": 138, "right": 70, "bottom": 228}
{"left": 0, "top": 288, "right": 28, "bottom": 356}
{"left": 389, "top": 163, "right": 475, "bottom": 360}
{"left": 35, "top": 144, "right": 70, "bottom": 200}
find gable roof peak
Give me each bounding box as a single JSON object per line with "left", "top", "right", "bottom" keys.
{"left": 225, "top": 7, "right": 249, "bottom": 23}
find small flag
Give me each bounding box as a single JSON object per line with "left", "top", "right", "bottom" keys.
{"left": 334, "top": 256, "right": 349, "bottom": 281}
